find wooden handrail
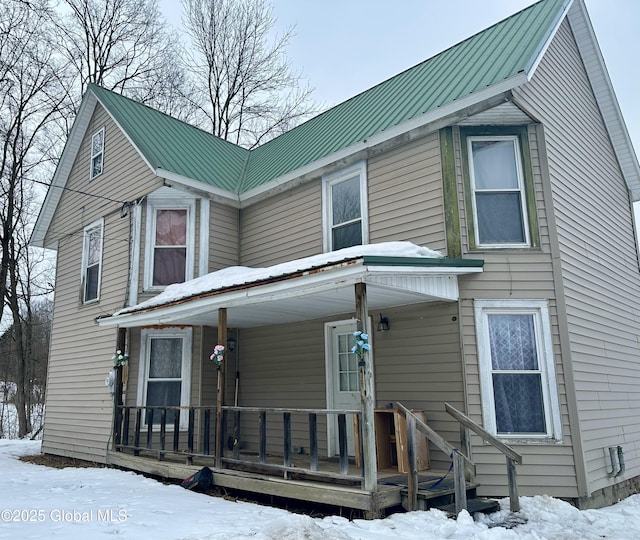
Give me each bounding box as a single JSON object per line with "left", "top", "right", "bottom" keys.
{"left": 444, "top": 402, "right": 521, "bottom": 513}
{"left": 396, "top": 402, "right": 473, "bottom": 514}
{"left": 395, "top": 402, "right": 474, "bottom": 474}
{"left": 444, "top": 403, "right": 522, "bottom": 464}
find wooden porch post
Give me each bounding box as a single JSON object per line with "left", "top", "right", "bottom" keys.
{"left": 355, "top": 283, "right": 378, "bottom": 494}
{"left": 112, "top": 328, "right": 126, "bottom": 451}
{"left": 215, "top": 308, "right": 228, "bottom": 468}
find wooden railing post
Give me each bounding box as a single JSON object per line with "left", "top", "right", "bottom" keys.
{"left": 283, "top": 412, "right": 292, "bottom": 478}
{"left": 133, "top": 408, "right": 142, "bottom": 456}
{"left": 309, "top": 413, "right": 318, "bottom": 471}
{"left": 507, "top": 456, "right": 520, "bottom": 512}
{"left": 453, "top": 451, "right": 467, "bottom": 514}
{"left": 338, "top": 413, "right": 348, "bottom": 475}
{"left": 406, "top": 414, "right": 418, "bottom": 511}
{"left": 203, "top": 409, "right": 211, "bottom": 455}
{"left": 159, "top": 408, "right": 166, "bottom": 460}
{"left": 187, "top": 408, "right": 195, "bottom": 465}
{"left": 259, "top": 411, "right": 267, "bottom": 463}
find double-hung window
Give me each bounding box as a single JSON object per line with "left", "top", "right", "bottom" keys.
{"left": 90, "top": 127, "right": 105, "bottom": 179}
{"left": 322, "top": 161, "right": 368, "bottom": 252}
{"left": 81, "top": 219, "right": 104, "bottom": 303}
{"left": 144, "top": 195, "right": 195, "bottom": 290}
{"left": 475, "top": 300, "right": 562, "bottom": 441}
{"left": 138, "top": 328, "right": 192, "bottom": 428}
{"left": 461, "top": 127, "right": 537, "bottom": 249}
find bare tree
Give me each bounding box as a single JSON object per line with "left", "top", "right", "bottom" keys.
{"left": 54, "top": 0, "right": 195, "bottom": 118}
{"left": 183, "top": 0, "right": 316, "bottom": 148}
{"left": 1, "top": 0, "right": 63, "bottom": 436}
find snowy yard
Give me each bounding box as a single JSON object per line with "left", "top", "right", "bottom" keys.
{"left": 0, "top": 439, "right": 638, "bottom": 539}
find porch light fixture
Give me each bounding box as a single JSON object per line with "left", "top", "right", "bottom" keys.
{"left": 226, "top": 335, "right": 237, "bottom": 352}
{"left": 377, "top": 314, "right": 390, "bottom": 332}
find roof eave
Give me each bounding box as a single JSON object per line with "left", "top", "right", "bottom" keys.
{"left": 568, "top": 0, "right": 640, "bottom": 201}
{"left": 96, "top": 258, "right": 483, "bottom": 329}
{"left": 30, "top": 92, "right": 99, "bottom": 249}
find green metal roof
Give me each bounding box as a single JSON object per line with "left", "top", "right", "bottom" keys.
{"left": 89, "top": 85, "right": 249, "bottom": 192}
{"left": 89, "top": 0, "right": 568, "bottom": 195}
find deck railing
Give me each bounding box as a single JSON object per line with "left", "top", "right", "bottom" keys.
{"left": 113, "top": 405, "right": 364, "bottom": 486}
{"left": 396, "top": 401, "right": 522, "bottom": 514}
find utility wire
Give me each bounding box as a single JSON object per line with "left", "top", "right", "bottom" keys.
{"left": 30, "top": 178, "right": 129, "bottom": 204}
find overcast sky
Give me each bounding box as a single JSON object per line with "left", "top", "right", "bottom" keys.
{"left": 160, "top": 0, "right": 639, "bottom": 228}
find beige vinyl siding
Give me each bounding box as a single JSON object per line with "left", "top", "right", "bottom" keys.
{"left": 373, "top": 302, "right": 464, "bottom": 471}
{"left": 210, "top": 202, "right": 239, "bottom": 270}
{"left": 240, "top": 181, "right": 322, "bottom": 266}
{"left": 235, "top": 302, "right": 464, "bottom": 469}
{"left": 368, "top": 133, "right": 446, "bottom": 252}
{"left": 514, "top": 19, "right": 640, "bottom": 496}
{"left": 454, "top": 108, "right": 578, "bottom": 496}
{"left": 237, "top": 319, "right": 328, "bottom": 455}
{"left": 42, "top": 104, "right": 163, "bottom": 462}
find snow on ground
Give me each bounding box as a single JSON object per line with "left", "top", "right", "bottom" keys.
{"left": 1, "top": 440, "right": 639, "bottom": 540}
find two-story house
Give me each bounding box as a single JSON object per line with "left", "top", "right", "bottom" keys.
{"left": 31, "top": 0, "right": 640, "bottom": 516}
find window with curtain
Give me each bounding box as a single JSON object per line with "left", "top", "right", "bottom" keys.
{"left": 139, "top": 329, "right": 192, "bottom": 429}
{"left": 143, "top": 194, "right": 196, "bottom": 291}
{"left": 152, "top": 208, "right": 187, "bottom": 286}
{"left": 475, "top": 300, "right": 562, "bottom": 440}
{"left": 467, "top": 136, "right": 529, "bottom": 247}
{"left": 81, "top": 219, "right": 103, "bottom": 303}
{"left": 323, "top": 161, "right": 368, "bottom": 252}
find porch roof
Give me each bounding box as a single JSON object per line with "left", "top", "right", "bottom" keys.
{"left": 96, "top": 242, "right": 483, "bottom": 329}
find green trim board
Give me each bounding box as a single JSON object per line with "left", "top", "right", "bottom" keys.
{"left": 459, "top": 125, "right": 541, "bottom": 250}
{"left": 440, "top": 127, "right": 462, "bottom": 258}
{"left": 362, "top": 256, "right": 484, "bottom": 268}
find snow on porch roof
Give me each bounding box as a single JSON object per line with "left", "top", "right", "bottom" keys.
{"left": 97, "top": 242, "right": 483, "bottom": 329}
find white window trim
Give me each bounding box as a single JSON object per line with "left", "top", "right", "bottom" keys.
{"left": 143, "top": 191, "right": 196, "bottom": 291}
{"left": 90, "top": 127, "right": 105, "bottom": 180}
{"left": 467, "top": 135, "right": 530, "bottom": 249}
{"left": 137, "top": 328, "right": 192, "bottom": 430}
{"left": 80, "top": 218, "right": 104, "bottom": 304}
{"left": 474, "top": 299, "right": 562, "bottom": 442}
{"left": 322, "top": 160, "right": 369, "bottom": 252}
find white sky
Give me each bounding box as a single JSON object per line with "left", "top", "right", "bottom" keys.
{"left": 160, "top": 0, "right": 640, "bottom": 233}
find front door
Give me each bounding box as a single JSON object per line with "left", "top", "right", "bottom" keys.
{"left": 326, "top": 321, "right": 360, "bottom": 456}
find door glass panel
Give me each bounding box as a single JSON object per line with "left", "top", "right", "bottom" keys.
{"left": 337, "top": 332, "right": 359, "bottom": 392}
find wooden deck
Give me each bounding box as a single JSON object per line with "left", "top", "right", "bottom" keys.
{"left": 106, "top": 450, "right": 466, "bottom": 516}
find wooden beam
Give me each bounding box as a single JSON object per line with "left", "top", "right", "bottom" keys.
{"left": 355, "top": 283, "right": 378, "bottom": 494}
{"left": 215, "top": 308, "right": 228, "bottom": 468}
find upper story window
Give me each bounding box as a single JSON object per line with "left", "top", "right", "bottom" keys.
{"left": 322, "top": 161, "right": 368, "bottom": 252}
{"left": 81, "top": 219, "right": 104, "bottom": 303}
{"left": 144, "top": 193, "right": 195, "bottom": 291}
{"left": 475, "top": 300, "right": 562, "bottom": 441}
{"left": 90, "top": 127, "right": 105, "bottom": 180}
{"left": 461, "top": 126, "right": 538, "bottom": 250}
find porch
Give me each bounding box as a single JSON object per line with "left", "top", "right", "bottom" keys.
{"left": 108, "top": 401, "right": 520, "bottom": 517}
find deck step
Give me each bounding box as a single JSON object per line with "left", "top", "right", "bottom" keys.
{"left": 433, "top": 497, "right": 500, "bottom": 516}
{"left": 400, "top": 482, "right": 479, "bottom": 511}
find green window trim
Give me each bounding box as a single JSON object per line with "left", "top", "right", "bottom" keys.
{"left": 440, "top": 127, "right": 462, "bottom": 259}
{"left": 460, "top": 125, "right": 540, "bottom": 251}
